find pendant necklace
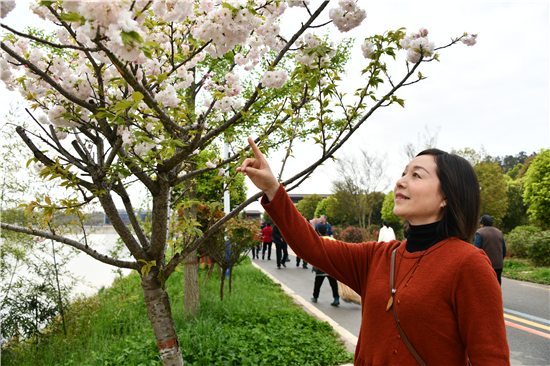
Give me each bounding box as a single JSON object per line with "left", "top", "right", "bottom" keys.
{"left": 386, "top": 248, "right": 427, "bottom": 311}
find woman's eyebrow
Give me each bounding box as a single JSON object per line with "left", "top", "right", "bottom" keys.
{"left": 413, "top": 165, "right": 430, "bottom": 174}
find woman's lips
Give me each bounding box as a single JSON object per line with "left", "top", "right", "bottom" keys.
{"left": 395, "top": 193, "right": 410, "bottom": 200}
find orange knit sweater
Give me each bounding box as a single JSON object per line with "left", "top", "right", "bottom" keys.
{"left": 263, "top": 185, "right": 510, "bottom": 366}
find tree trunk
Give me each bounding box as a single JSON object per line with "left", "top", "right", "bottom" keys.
{"left": 141, "top": 272, "right": 184, "bottom": 366}
{"left": 183, "top": 249, "right": 199, "bottom": 316}
{"left": 220, "top": 271, "right": 226, "bottom": 300}
{"left": 229, "top": 268, "right": 233, "bottom": 295}
{"left": 183, "top": 161, "right": 199, "bottom": 316}
{"left": 202, "top": 262, "right": 215, "bottom": 287}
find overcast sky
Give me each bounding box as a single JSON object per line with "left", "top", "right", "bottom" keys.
{"left": 1, "top": 1, "right": 548, "bottom": 214}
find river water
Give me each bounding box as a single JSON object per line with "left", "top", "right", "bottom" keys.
{"left": 63, "top": 227, "right": 132, "bottom": 298}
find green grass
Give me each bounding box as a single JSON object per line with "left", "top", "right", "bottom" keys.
{"left": 2, "top": 257, "right": 354, "bottom": 366}
{"left": 503, "top": 259, "right": 550, "bottom": 285}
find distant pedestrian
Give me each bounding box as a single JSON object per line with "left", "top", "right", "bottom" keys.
{"left": 296, "top": 256, "right": 308, "bottom": 269}
{"left": 272, "top": 224, "right": 288, "bottom": 269}
{"left": 314, "top": 215, "right": 333, "bottom": 237}
{"left": 378, "top": 220, "right": 396, "bottom": 242}
{"left": 474, "top": 215, "right": 507, "bottom": 285}
{"left": 311, "top": 224, "right": 339, "bottom": 306}
{"left": 252, "top": 220, "right": 264, "bottom": 259}
{"left": 261, "top": 221, "right": 273, "bottom": 260}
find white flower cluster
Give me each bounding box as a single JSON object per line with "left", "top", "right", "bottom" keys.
{"left": 202, "top": 72, "right": 244, "bottom": 113}
{"left": 261, "top": 70, "right": 289, "bottom": 89}
{"left": 0, "top": 0, "right": 15, "bottom": 19}
{"left": 117, "top": 126, "right": 160, "bottom": 157}
{"left": 461, "top": 34, "right": 478, "bottom": 46}
{"left": 400, "top": 28, "right": 435, "bottom": 64}
{"left": 32, "top": 0, "right": 150, "bottom": 62}
{"left": 175, "top": 66, "right": 194, "bottom": 90}
{"left": 155, "top": 85, "right": 179, "bottom": 108}
{"left": 328, "top": 0, "right": 367, "bottom": 33}
{"left": 152, "top": 0, "right": 193, "bottom": 23}
{"left": 288, "top": 0, "right": 310, "bottom": 7}
{"left": 193, "top": 1, "right": 287, "bottom": 70}
{"left": 361, "top": 40, "right": 375, "bottom": 59}
{"left": 294, "top": 33, "right": 336, "bottom": 69}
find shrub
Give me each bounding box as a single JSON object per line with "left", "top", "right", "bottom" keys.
{"left": 339, "top": 226, "right": 366, "bottom": 243}
{"left": 332, "top": 226, "right": 343, "bottom": 240}
{"left": 504, "top": 225, "right": 542, "bottom": 258}
{"left": 365, "top": 224, "right": 380, "bottom": 242}
{"left": 525, "top": 231, "right": 550, "bottom": 267}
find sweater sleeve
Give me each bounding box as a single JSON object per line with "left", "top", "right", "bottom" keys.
{"left": 262, "top": 185, "right": 379, "bottom": 294}
{"left": 452, "top": 250, "right": 510, "bottom": 365}
{"left": 473, "top": 233, "right": 482, "bottom": 248}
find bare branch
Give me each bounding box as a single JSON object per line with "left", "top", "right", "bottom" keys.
{"left": 0, "top": 223, "right": 139, "bottom": 270}
{"left": 15, "top": 126, "right": 97, "bottom": 191}
{"left": 0, "top": 23, "right": 100, "bottom": 52}
{"left": 112, "top": 181, "right": 151, "bottom": 251}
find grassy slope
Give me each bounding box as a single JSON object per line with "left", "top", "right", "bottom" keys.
{"left": 2, "top": 257, "right": 354, "bottom": 366}
{"left": 503, "top": 259, "right": 550, "bottom": 285}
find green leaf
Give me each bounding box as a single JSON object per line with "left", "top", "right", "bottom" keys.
{"left": 26, "top": 157, "right": 38, "bottom": 168}
{"left": 121, "top": 31, "right": 144, "bottom": 47}
{"left": 221, "top": 2, "right": 237, "bottom": 11}
{"left": 172, "top": 139, "right": 188, "bottom": 147}
{"left": 142, "top": 46, "right": 153, "bottom": 59}
{"left": 59, "top": 12, "right": 84, "bottom": 23}
{"left": 132, "top": 91, "right": 144, "bottom": 102}
{"left": 113, "top": 101, "right": 133, "bottom": 111}
{"left": 138, "top": 259, "right": 156, "bottom": 277}
{"left": 223, "top": 51, "right": 234, "bottom": 64}
{"left": 95, "top": 111, "right": 112, "bottom": 119}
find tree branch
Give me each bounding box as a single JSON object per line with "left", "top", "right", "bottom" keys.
{"left": 15, "top": 126, "right": 96, "bottom": 192}
{"left": 112, "top": 181, "right": 151, "bottom": 252}
{"left": 0, "top": 223, "right": 139, "bottom": 270}
{"left": 0, "top": 42, "right": 97, "bottom": 112}
{"left": 0, "top": 23, "right": 100, "bottom": 52}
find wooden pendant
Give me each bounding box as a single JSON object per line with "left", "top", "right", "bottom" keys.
{"left": 386, "top": 296, "right": 393, "bottom": 311}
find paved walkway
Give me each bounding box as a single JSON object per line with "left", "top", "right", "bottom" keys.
{"left": 250, "top": 248, "right": 360, "bottom": 365}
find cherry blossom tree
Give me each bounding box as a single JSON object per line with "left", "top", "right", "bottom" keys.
{"left": 0, "top": 1, "right": 477, "bottom": 364}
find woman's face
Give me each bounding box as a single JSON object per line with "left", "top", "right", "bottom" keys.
{"left": 393, "top": 154, "right": 446, "bottom": 225}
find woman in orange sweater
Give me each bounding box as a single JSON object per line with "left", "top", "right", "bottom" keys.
{"left": 237, "top": 138, "right": 510, "bottom": 366}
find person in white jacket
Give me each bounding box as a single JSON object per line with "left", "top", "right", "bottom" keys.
{"left": 378, "top": 220, "right": 396, "bottom": 242}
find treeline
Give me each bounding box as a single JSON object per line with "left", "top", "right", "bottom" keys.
{"left": 289, "top": 148, "right": 549, "bottom": 241}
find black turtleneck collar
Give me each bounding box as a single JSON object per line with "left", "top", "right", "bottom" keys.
{"left": 405, "top": 220, "right": 447, "bottom": 252}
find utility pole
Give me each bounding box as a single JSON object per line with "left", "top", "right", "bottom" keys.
{"left": 223, "top": 141, "right": 230, "bottom": 214}
{"left": 223, "top": 141, "right": 231, "bottom": 277}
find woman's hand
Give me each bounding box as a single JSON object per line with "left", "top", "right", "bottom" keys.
{"left": 237, "top": 137, "right": 279, "bottom": 201}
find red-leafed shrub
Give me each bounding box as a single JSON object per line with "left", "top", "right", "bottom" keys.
{"left": 339, "top": 226, "right": 367, "bottom": 243}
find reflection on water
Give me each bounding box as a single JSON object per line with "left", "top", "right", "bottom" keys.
{"left": 63, "top": 227, "right": 133, "bottom": 297}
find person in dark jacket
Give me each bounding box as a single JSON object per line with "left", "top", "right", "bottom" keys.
{"left": 272, "top": 224, "right": 288, "bottom": 269}
{"left": 474, "top": 215, "right": 507, "bottom": 285}
{"left": 311, "top": 224, "right": 340, "bottom": 306}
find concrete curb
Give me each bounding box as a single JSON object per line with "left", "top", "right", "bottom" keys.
{"left": 251, "top": 261, "right": 358, "bottom": 357}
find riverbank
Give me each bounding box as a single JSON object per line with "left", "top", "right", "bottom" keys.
{"left": 2, "top": 258, "right": 354, "bottom": 366}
